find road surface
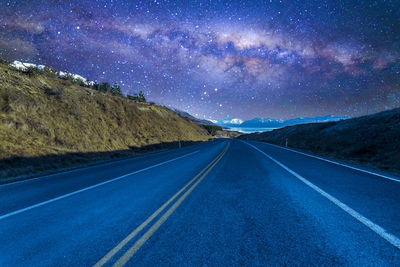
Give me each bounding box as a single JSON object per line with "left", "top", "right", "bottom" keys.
{"left": 1, "top": 139, "right": 400, "bottom": 266}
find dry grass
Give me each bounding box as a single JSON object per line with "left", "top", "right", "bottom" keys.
{"left": 0, "top": 63, "right": 211, "bottom": 179}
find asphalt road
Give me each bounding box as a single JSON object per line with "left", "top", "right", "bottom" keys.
{"left": 1, "top": 139, "right": 400, "bottom": 266}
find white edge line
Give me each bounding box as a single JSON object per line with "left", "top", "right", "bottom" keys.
{"left": 242, "top": 141, "right": 400, "bottom": 250}
{"left": 250, "top": 140, "right": 400, "bottom": 183}
{"left": 0, "top": 150, "right": 200, "bottom": 221}
{"left": 0, "top": 152, "right": 164, "bottom": 187}
{"left": 0, "top": 145, "right": 207, "bottom": 188}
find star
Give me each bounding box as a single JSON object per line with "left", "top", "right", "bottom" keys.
{"left": 0, "top": 0, "right": 398, "bottom": 120}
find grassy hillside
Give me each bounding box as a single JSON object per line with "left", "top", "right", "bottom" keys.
{"left": 239, "top": 108, "right": 400, "bottom": 175}
{"left": 0, "top": 62, "right": 211, "bottom": 179}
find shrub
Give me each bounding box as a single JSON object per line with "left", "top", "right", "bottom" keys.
{"left": 0, "top": 58, "right": 10, "bottom": 65}
{"left": 111, "top": 82, "right": 123, "bottom": 96}
{"left": 25, "top": 66, "right": 42, "bottom": 76}
{"left": 127, "top": 91, "right": 146, "bottom": 102}
{"left": 137, "top": 91, "right": 146, "bottom": 103}
{"left": 91, "top": 83, "right": 100, "bottom": 91}
{"left": 99, "top": 82, "right": 111, "bottom": 93}
{"left": 43, "top": 87, "right": 64, "bottom": 100}
{"left": 200, "top": 124, "right": 223, "bottom": 135}
{"left": 43, "top": 66, "right": 58, "bottom": 78}
{"left": 76, "top": 79, "right": 87, "bottom": 87}
{"left": 60, "top": 72, "right": 74, "bottom": 82}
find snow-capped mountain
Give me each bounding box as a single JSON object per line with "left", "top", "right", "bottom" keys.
{"left": 228, "top": 118, "right": 244, "bottom": 125}
{"left": 212, "top": 115, "right": 347, "bottom": 128}
{"left": 209, "top": 117, "right": 244, "bottom": 127}
{"left": 239, "top": 118, "right": 285, "bottom": 128}
{"left": 10, "top": 61, "right": 94, "bottom": 86}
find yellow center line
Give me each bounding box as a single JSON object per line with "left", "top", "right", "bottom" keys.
{"left": 94, "top": 142, "right": 229, "bottom": 267}
{"left": 112, "top": 142, "right": 229, "bottom": 267}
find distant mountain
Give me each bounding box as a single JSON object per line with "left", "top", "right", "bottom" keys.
{"left": 239, "top": 118, "right": 285, "bottom": 128}
{"left": 240, "top": 115, "right": 347, "bottom": 128}
{"left": 212, "top": 115, "right": 347, "bottom": 128}
{"left": 209, "top": 117, "right": 244, "bottom": 127}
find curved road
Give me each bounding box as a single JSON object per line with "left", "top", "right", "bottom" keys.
{"left": 1, "top": 139, "right": 400, "bottom": 266}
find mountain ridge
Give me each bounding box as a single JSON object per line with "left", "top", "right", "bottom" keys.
{"left": 212, "top": 115, "right": 347, "bottom": 128}
{"left": 167, "top": 107, "right": 215, "bottom": 125}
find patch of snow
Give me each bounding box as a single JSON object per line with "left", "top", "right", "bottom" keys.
{"left": 57, "top": 70, "right": 67, "bottom": 77}
{"left": 57, "top": 71, "right": 93, "bottom": 86}
{"left": 211, "top": 117, "right": 244, "bottom": 126}
{"left": 229, "top": 118, "right": 244, "bottom": 124}
{"left": 10, "top": 61, "right": 94, "bottom": 86}
{"left": 10, "top": 60, "right": 47, "bottom": 72}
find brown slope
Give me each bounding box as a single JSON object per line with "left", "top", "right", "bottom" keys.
{"left": 0, "top": 63, "right": 211, "bottom": 179}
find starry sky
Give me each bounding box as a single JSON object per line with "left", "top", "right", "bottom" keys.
{"left": 0, "top": 0, "right": 399, "bottom": 120}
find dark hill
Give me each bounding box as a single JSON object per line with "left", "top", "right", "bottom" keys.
{"left": 239, "top": 108, "right": 400, "bottom": 175}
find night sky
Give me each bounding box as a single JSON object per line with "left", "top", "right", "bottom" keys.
{"left": 0, "top": 0, "right": 399, "bottom": 120}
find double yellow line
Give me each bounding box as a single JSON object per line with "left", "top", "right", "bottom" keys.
{"left": 94, "top": 142, "right": 230, "bottom": 267}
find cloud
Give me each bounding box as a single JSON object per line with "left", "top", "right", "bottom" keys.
{"left": 195, "top": 52, "right": 286, "bottom": 87}
{"left": 0, "top": 38, "right": 38, "bottom": 60}
{"left": 318, "top": 43, "right": 363, "bottom": 66}
{"left": 371, "top": 50, "right": 399, "bottom": 70}
{"left": 86, "top": 18, "right": 156, "bottom": 39}
{"left": 0, "top": 16, "right": 44, "bottom": 34}
{"left": 214, "top": 27, "right": 283, "bottom": 50}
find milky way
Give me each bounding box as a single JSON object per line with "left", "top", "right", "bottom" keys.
{"left": 0, "top": 0, "right": 399, "bottom": 119}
